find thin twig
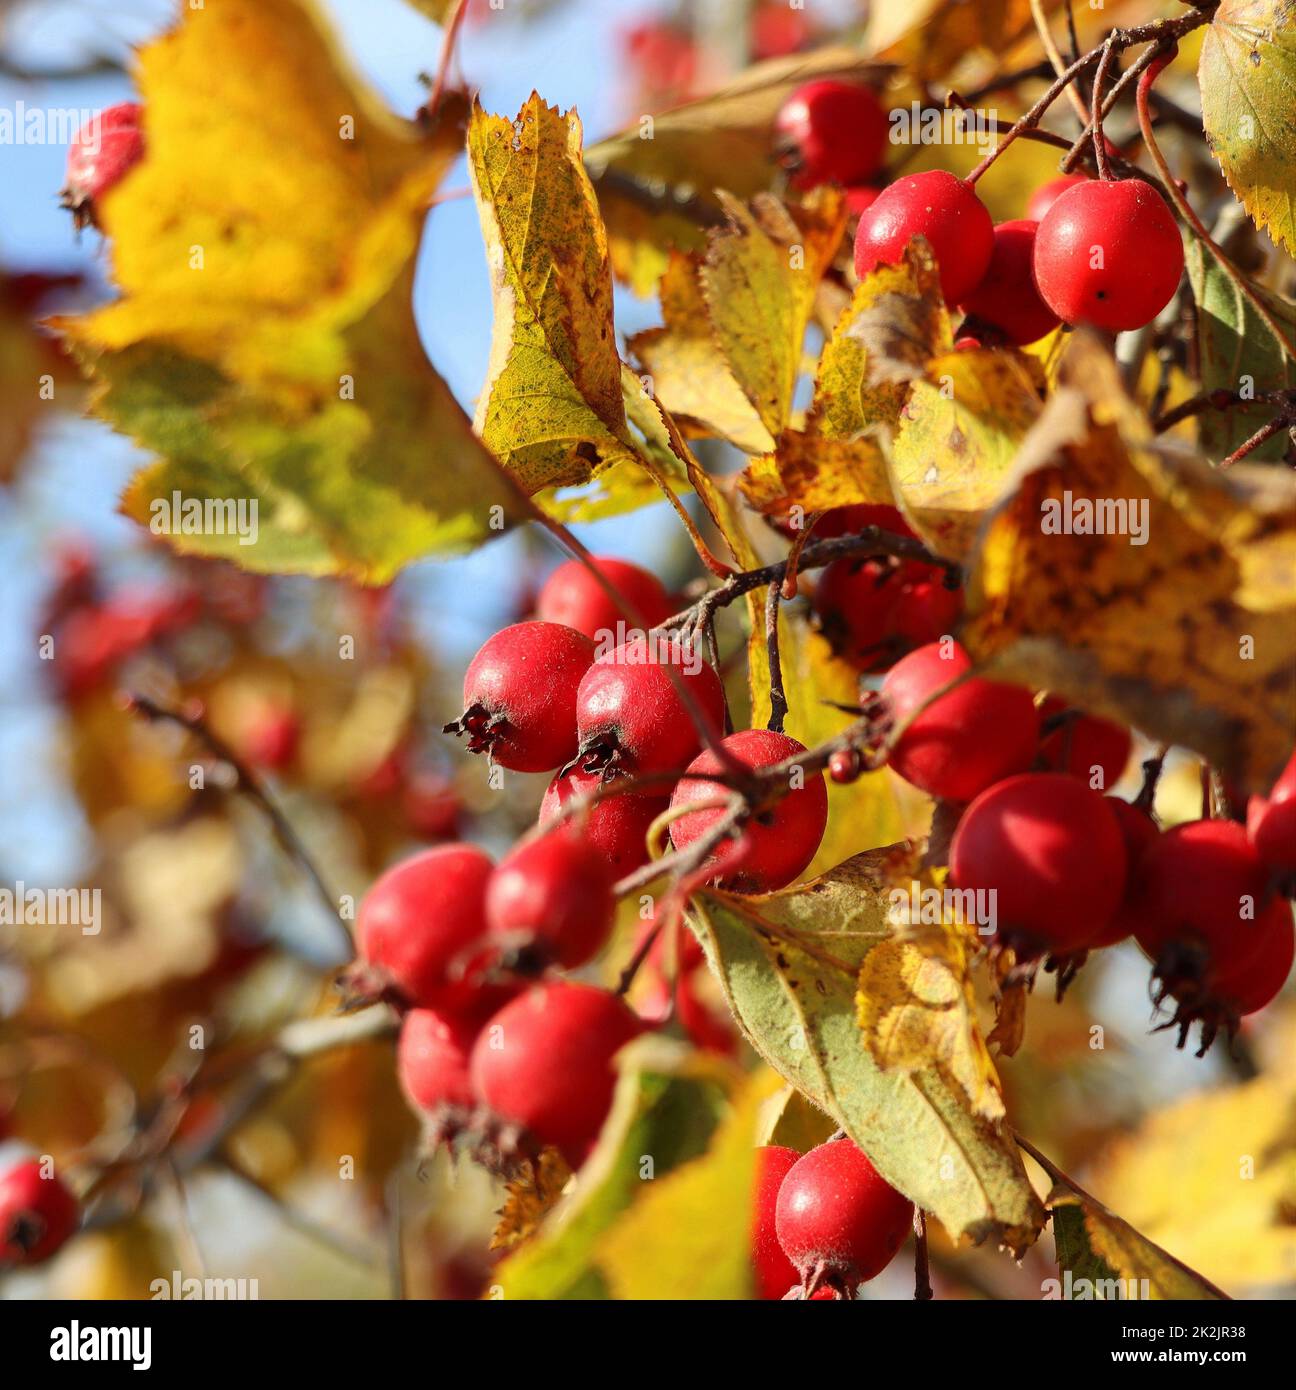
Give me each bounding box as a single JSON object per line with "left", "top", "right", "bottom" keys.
{"left": 913, "top": 1208, "right": 933, "bottom": 1301}
{"left": 765, "top": 580, "right": 788, "bottom": 735}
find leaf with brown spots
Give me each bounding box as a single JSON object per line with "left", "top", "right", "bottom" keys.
{"left": 688, "top": 850, "right": 1045, "bottom": 1253}
{"left": 962, "top": 336, "right": 1296, "bottom": 794}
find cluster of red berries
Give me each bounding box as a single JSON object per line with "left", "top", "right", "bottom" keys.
{"left": 804, "top": 503, "right": 964, "bottom": 672}
{"left": 873, "top": 639, "right": 1295, "bottom": 1050}
{"left": 0, "top": 1149, "right": 79, "bottom": 1269}
{"left": 775, "top": 80, "right": 1185, "bottom": 341}
{"left": 353, "top": 555, "right": 831, "bottom": 1166}
{"left": 751, "top": 1138, "right": 913, "bottom": 1299}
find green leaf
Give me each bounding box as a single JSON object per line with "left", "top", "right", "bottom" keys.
{"left": 687, "top": 852, "right": 1046, "bottom": 1253}
{"left": 492, "top": 1039, "right": 731, "bottom": 1300}
{"left": 1199, "top": 0, "right": 1296, "bottom": 257}
{"left": 1186, "top": 240, "right": 1296, "bottom": 462}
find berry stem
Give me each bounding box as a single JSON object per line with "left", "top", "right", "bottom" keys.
{"left": 765, "top": 580, "right": 788, "bottom": 735}
{"left": 124, "top": 691, "right": 352, "bottom": 962}
{"left": 1090, "top": 36, "right": 1119, "bottom": 179}
{"left": 1029, "top": 0, "right": 1090, "bottom": 129}
{"left": 1219, "top": 414, "right": 1294, "bottom": 468}
{"left": 913, "top": 1207, "right": 933, "bottom": 1301}
{"left": 425, "top": 0, "right": 469, "bottom": 119}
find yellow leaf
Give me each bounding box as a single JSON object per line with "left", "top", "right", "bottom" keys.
{"left": 595, "top": 1068, "right": 783, "bottom": 1299}
{"left": 469, "top": 94, "right": 641, "bottom": 491}
{"left": 491, "top": 1149, "right": 573, "bottom": 1255}
{"left": 1199, "top": 0, "right": 1296, "bottom": 258}
{"left": 963, "top": 336, "right": 1296, "bottom": 793}
{"left": 58, "top": 0, "right": 513, "bottom": 582}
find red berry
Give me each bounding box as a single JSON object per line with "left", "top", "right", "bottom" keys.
{"left": 881, "top": 642, "right": 1039, "bottom": 802}
{"left": 958, "top": 220, "right": 1059, "bottom": 346}
{"left": 446, "top": 621, "right": 594, "bottom": 772}
{"left": 402, "top": 771, "right": 462, "bottom": 841}
{"left": 396, "top": 1007, "right": 484, "bottom": 1114}
{"left": 0, "top": 1155, "right": 78, "bottom": 1265}
{"left": 774, "top": 1139, "right": 913, "bottom": 1287}
{"left": 815, "top": 556, "right": 962, "bottom": 671}
{"left": 535, "top": 556, "right": 674, "bottom": 642}
{"left": 354, "top": 844, "right": 493, "bottom": 1008}
{"left": 669, "top": 730, "right": 828, "bottom": 893}
{"left": 61, "top": 103, "right": 144, "bottom": 230}
{"left": 814, "top": 503, "right": 913, "bottom": 539}
{"left": 950, "top": 772, "right": 1128, "bottom": 957}
{"left": 240, "top": 702, "right": 300, "bottom": 771}
{"left": 1210, "top": 896, "right": 1294, "bottom": 1015}
{"left": 829, "top": 748, "right": 862, "bottom": 784}
{"left": 751, "top": 1146, "right": 801, "bottom": 1299}
{"left": 1083, "top": 797, "right": 1161, "bottom": 949}
{"left": 1037, "top": 696, "right": 1132, "bottom": 790}
{"left": 1033, "top": 179, "right": 1183, "bottom": 331}
{"left": 540, "top": 767, "right": 667, "bottom": 874}
{"left": 1136, "top": 820, "right": 1271, "bottom": 980}
{"left": 854, "top": 170, "right": 995, "bottom": 305}
{"left": 574, "top": 637, "right": 726, "bottom": 780}
{"left": 470, "top": 982, "right": 642, "bottom": 1166}
{"left": 485, "top": 827, "right": 617, "bottom": 970}
{"left": 1247, "top": 751, "right": 1296, "bottom": 874}
{"left": 775, "top": 80, "right": 889, "bottom": 190}
{"left": 1026, "top": 174, "right": 1087, "bottom": 224}
{"left": 673, "top": 966, "right": 738, "bottom": 1055}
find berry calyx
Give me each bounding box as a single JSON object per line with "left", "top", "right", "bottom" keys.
{"left": 881, "top": 642, "right": 1039, "bottom": 803}
{"left": 1135, "top": 819, "right": 1271, "bottom": 991}
{"left": 573, "top": 636, "right": 726, "bottom": 780}
{"left": 1026, "top": 173, "right": 1087, "bottom": 224}
{"left": 751, "top": 1145, "right": 801, "bottom": 1299}
{"left": 0, "top": 1154, "right": 79, "bottom": 1265}
{"left": 854, "top": 170, "right": 995, "bottom": 305}
{"left": 1037, "top": 696, "right": 1132, "bottom": 791}
{"left": 485, "top": 827, "right": 617, "bottom": 971}
{"left": 445, "top": 621, "right": 594, "bottom": 772}
{"left": 1033, "top": 178, "right": 1184, "bottom": 331}
{"left": 535, "top": 555, "right": 674, "bottom": 642}
{"left": 669, "top": 729, "right": 828, "bottom": 893}
{"left": 540, "top": 767, "right": 667, "bottom": 874}
{"left": 774, "top": 1139, "right": 913, "bottom": 1293}
{"left": 1247, "top": 751, "right": 1296, "bottom": 876}
{"left": 957, "top": 219, "right": 1059, "bottom": 347}
{"left": 60, "top": 103, "right": 145, "bottom": 231}
{"left": 949, "top": 772, "right": 1128, "bottom": 958}
{"left": 350, "top": 843, "right": 493, "bottom": 1009}
{"left": 470, "top": 982, "right": 643, "bottom": 1166}
{"left": 774, "top": 80, "right": 889, "bottom": 190}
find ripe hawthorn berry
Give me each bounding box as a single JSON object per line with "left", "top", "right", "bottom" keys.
{"left": 774, "top": 1139, "right": 913, "bottom": 1294}
{"left": 574, "top": 637, "right": 726, "bottom": 780}
{"left": 0, "top": 1154, "right": 78, "bottom": 1265}
{"left": 1026, "top": 173, "right": 1087, "bottom": 224}
{"left": 1135, "top": 819, "right": 1271, "bottom": 992}
{"left": 351, "top": 843, "right": 493, "bottom": 1009}
{"left": 397, "top": 1005, "right": 486, "bottom": 1118}
{"left": 949, "top": 772, "right": 1128, "bottom": 958}
{"left": 1037, "top": 696, "right": 1132, "bottom": 790}
{"left": 854, "top": 170, "right": 995, "bottom": 305}
{"left": 535, "top": 555, "right": 674, "bottom": 641}
{"left": 1208, "top": 896, "right": 1294, "bottom": 1017}
{"left": 445, "top": 621, "right": 594, "bottom": 772}
{"left": 957, "top": 219, "right": 1059, "bottom": 347}
{"left": 470, "top": 981, "right": 643, "bottom": 1166}
{"left": 61, "top": 103, "right": 144, "bottom": 230}
{"left": 485, "top": 826, "right": 617, "bottom": 971}
{"left": 774, "top": 80, "right": 889, "bottom": 190}
{"left": 540, "top": 767, "right": 667, "bottom": 874}
{"left": 669, "top": 729, "right": 829, "bottom": 893}
{"left": 1033, "top": 178, "right": 1184, "bottom": 332}
{"left": 881, "top": 641, "right": 1039, "bottom": 803}
{"left": 814, "top": 555, "right": 962, "bottom": 672}
{"left": 751, "top": 1145, "right": 801, "bottom": 1299}
{"left": 1247, "top": 751, "right": 1296, "bottom": 876}
{"left": 1088, "top": 797, "right": 1160, "bottom": 949}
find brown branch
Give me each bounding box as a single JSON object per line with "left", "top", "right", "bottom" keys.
{"left": 765, "top": 580, "right": 788, "bottom": 735}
